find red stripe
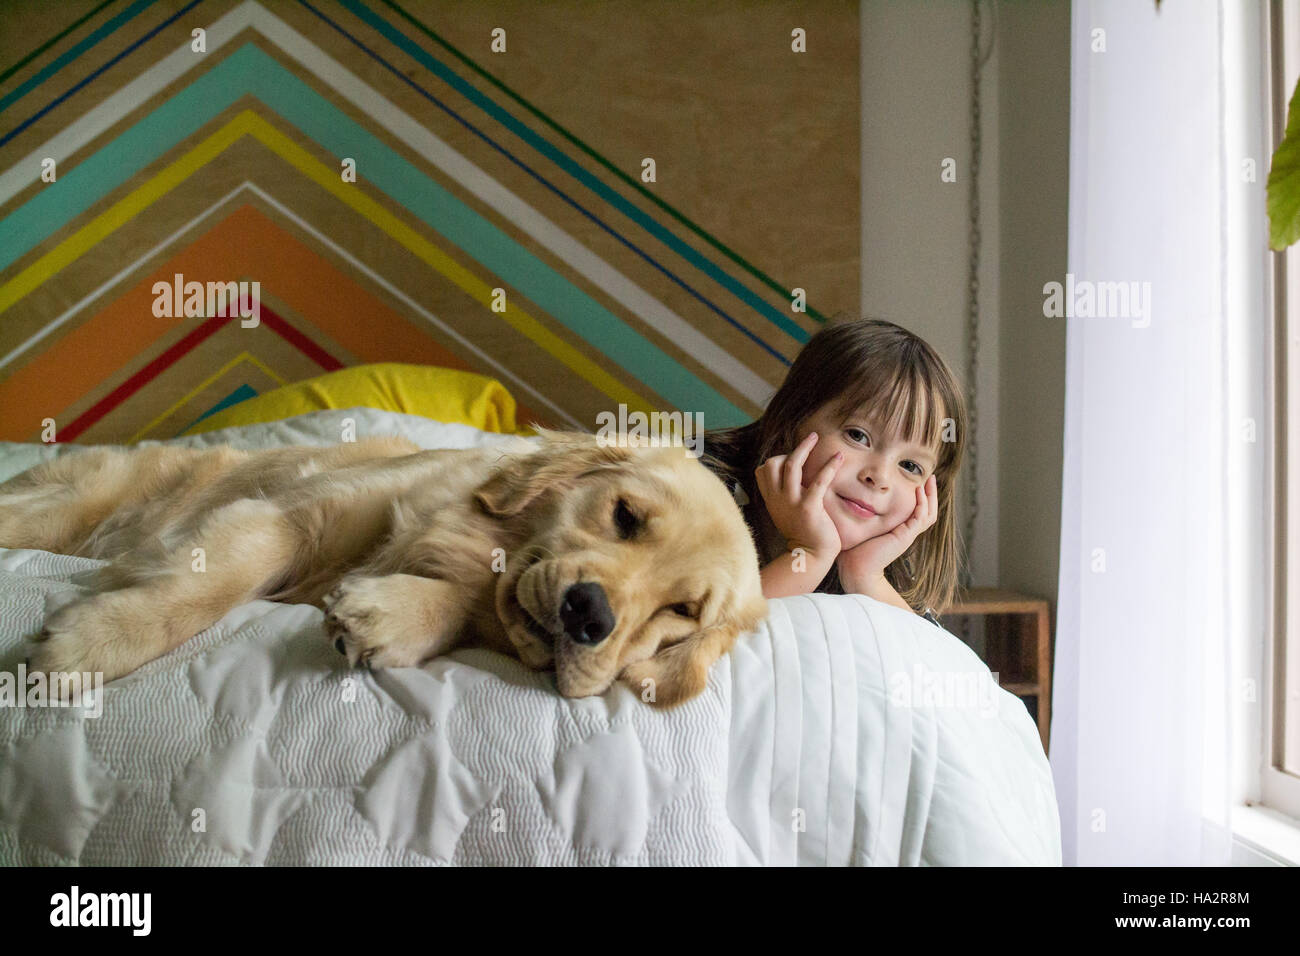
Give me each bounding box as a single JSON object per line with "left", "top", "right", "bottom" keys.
{"left": 59, "top": 293, "right": 340, "bottom": 441}
{"left": 258, "top": 300, "right": 343, "bottom": 372}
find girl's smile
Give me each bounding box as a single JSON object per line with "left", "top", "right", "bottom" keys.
{"left": 836, "top": 493, "right": 877, "bottom": 519}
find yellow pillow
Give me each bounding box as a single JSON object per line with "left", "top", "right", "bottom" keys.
{"left": 180, "top": 364, "right": 530, "bottom": 437}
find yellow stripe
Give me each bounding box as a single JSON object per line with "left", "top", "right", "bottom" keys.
{"left": 127, "top": 351, "right": 286, "bottom": 444}
{"left": 4, "top": 110, "right": 655, "bottom": 419}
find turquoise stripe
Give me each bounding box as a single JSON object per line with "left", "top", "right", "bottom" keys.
{"left": 180, "top": 383, "right": 259, "bottom": 433}
{"left": 0, "top": 0, "right": 158, "bottom": 114}
{"left": 0, "top": 44, "right": 752, "bottom": 427}
{"left": 340, "top": 0, "right": 807, "bottom": 343}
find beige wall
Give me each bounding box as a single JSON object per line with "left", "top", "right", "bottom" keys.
{"left": 995, "top": 1, "right": 1070, "bottom": 617}
{"left": 861, "top": 0, "right": 1068, "bottom": 613}
{"left": 423, "top": 0, "right": 862, "bottom": 420}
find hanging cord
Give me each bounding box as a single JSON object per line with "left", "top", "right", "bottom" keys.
{"left": 959, "top": 0, "right": 993, "bottom": 637}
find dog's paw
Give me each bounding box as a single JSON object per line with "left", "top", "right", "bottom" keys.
{"left": 322, "top": 575, "right": 435, "bottom": 670}
{"left": 25, "top": 596, "right": 126, "bottom": 697}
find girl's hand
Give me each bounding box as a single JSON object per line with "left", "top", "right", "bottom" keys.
{"left": 837, "top": 474, "right": 939, "bottom": 586}
{"left": 754, "top": 432, "right": 845, "bottom": 562}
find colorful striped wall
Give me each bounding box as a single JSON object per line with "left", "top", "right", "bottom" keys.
{"left": 0, "top": 0, "right": 859, "bottom": 443}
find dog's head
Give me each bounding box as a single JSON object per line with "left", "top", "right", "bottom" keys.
{"left": 474, "top": 427, "right": 768, "bottom": 708}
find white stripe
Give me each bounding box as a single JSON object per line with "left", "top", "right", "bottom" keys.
{"left": 0, "top": 0, "right": 773, "bottom": 408}
{"left": 0, "top": 0, "right": 253, "bottom": 205}
{"left": 0, "top": 180, "right": 582, "bottom": 428}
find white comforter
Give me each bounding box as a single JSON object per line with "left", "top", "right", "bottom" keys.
{"left": 0, "top": 410, "right": 1061, "bottom": 865}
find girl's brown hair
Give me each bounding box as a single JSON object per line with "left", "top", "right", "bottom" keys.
{"left": 700, "top": 317, "right": 968, "bottom": 614}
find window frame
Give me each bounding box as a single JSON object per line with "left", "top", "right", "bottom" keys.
{"left": 1264, "top": 0, "right": 1300, "bottom": 822}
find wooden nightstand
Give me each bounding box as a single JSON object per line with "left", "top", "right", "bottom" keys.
{"left": 938, "top": 588, "right": 1053, "bottom": 755}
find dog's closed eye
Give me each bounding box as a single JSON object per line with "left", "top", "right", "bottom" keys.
{"left": 660, "top": 603, "right": 698, "bottom": 619}
{"left": 613, "top": 497, "right": 641, "bottom": 539}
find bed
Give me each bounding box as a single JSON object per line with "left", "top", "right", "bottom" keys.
{"left": 0, "top": 409, "right": 1061, "bottom": 865}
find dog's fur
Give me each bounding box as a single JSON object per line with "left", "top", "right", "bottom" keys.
{"left": 0, "top": 428, "right": 768, "bottom": 708}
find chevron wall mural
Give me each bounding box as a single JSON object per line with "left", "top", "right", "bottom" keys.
{"left": 0, "top": 0, "right": 860, "bottom": 444}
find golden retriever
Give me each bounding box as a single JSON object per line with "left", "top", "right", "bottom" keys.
{"left": 0, "top": 428, "right": 768, "bottom": 708}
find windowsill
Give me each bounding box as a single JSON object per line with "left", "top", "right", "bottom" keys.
{"left": 1231, "top": 804, "right": 1300, "bottom": 865}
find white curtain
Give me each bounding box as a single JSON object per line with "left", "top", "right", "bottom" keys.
{"left": 1052, "top": 0, "right": 1271, "bottom": 865}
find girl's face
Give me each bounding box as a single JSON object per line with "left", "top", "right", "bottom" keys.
{"left": 794, "top": 403, "right": 940, "bottom": 550}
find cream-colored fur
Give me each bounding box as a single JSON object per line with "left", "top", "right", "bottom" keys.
{"left": 0, "top": 429, "right": 768, "bottom": 708}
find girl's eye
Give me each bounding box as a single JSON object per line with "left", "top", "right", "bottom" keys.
{"left": 613, "top": 498, "right": 639, "bottom": 538}
{"left": 846, "top": 428, "right": 925, "bottom": 476}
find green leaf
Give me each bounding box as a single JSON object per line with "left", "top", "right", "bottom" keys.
{"left": 1268, "top": 76, "right": 1300, "bottom": 250}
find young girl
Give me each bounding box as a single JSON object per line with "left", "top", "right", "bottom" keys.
{"left": 700, "top": 318, "right": 968, "bottom": 623}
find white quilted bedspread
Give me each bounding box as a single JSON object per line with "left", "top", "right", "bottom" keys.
{"left": 0, "top": 410, "right": 1062, "bottom": 866}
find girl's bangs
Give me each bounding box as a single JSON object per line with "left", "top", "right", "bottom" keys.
{"left": 832, "top": 361, "right": 943, "bottom": 451}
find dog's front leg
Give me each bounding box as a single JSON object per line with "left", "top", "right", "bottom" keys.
{"left": 322, "top": 573, "right": 470, "bottom": 669}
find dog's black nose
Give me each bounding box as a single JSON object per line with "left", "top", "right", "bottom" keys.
{"left": 559, "top": 582, "right": 615, "bottom": 645}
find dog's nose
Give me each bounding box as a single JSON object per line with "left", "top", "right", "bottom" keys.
{"left": 559, "top": 581, "right": 615, "bottom": 645}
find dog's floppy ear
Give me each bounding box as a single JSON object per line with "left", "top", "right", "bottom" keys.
{"left": 618, "top": 596, "right": 769, "bottom": 709}
{"left": 474, "top": 426, "right": 634, "bottom": 518}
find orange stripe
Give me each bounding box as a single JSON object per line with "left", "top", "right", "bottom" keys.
{"left": 1, "top": 205, "right": 552, "bottom": 439}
